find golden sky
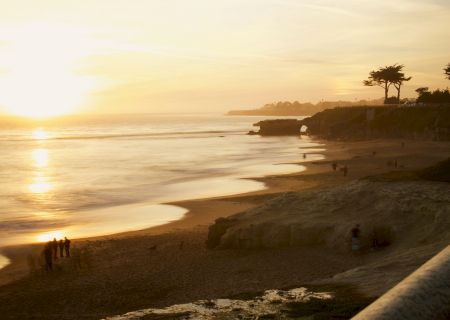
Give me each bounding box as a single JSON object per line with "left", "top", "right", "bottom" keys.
{"left": 0, "top": 0, "right": 449, "bottom": 116}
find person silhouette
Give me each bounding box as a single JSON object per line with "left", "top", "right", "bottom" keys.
{"left": 52, "top": 238, "right": 58, "bottom": 259}
{"left": 64, "top": 237, "right": 71, "bottom": 257}
{"left": 351, "top": 224, "right": 361, "bottom": 252}
{"left": 43, "top": 242, "right": 53, "bottom": 271}
{"left": 27, "top": 254, "right": 37, "bottom": 274}
{"left": 59, "top": 239, "right": 64, "bottom": 258}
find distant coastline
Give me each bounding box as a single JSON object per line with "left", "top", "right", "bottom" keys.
{"left": 227, "top": 99, "right": 384, "bottom": 116}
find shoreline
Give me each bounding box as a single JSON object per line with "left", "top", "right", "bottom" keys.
{"left": 0, "top": 141, "right": 323, "bottom": 284}
{"left": 0, "top": 143, "right": 318, "bottom": 249}
{"left": 2, "top": 137, "right": 448, "bottom": 282}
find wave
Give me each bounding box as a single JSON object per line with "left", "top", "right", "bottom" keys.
{"left": 0, "top": 130, "right": 244, "bottom": 142}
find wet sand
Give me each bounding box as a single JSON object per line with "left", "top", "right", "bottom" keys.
{"left": 0, "top": 139, "right": 449, "bottom": 319}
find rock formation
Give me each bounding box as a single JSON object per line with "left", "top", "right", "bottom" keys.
{"left": 248, "top": 119, "right": 304, "bottom": 136}
{"left": 207, "top": 180, "right": 450, "bottom": 251}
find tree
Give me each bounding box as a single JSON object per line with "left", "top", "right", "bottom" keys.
{"left": 364, "top": 67, "right": 393, "bottom": 103}
{"left": 364, "top": 64, "right": 411, "bottom": 103}
{"left": 416, "top": 88, "right": 450, "bottom": 104}
{"left": 389, "top": 64, "right": 411, "bottom": 102}
{"left": 444, "top": 63, "right": 450, "bottom": 80}
{"left": 415, "top": 87, "right": 429, "bottom": 95}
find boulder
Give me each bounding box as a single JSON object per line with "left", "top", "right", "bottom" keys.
{"left": 250, "top": 119, "right": 303, "bottom": 136}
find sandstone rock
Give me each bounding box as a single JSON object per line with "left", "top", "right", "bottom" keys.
{"left": 207, "top": 181, "right": 450, "bottom": 251}
{"left": 250, "top": 119, "right": 303, "bottom": 136}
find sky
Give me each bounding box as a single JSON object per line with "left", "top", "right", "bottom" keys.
{"left": 0, "top": 0, "right": 449, "bottom": 116}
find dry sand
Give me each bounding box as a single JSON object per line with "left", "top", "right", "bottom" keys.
{"left": 0, "top": 138, "right": 449, "bottom": 319}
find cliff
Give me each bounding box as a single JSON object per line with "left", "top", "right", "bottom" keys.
{"left": 249, "top": 119, "right": 304, "bottom": 136}
{"left": 301, "top": 106, "right": 450, "bottom": 141}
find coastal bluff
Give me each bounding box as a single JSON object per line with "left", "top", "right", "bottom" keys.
{"left": 247, "top": 106, "right": 450, "bottom": 139}
{"left": 301, "top": 106, "right": 450, "bottom": 141}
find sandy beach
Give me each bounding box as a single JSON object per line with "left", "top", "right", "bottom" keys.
{"left": 0, "top": 138, "right": 449, "bottom": 319}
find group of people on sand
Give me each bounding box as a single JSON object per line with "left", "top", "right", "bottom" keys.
{"left": 42, "top": 237, "right": 71, "bottom": 271}
{"left": 349, "top": 223, "right": 391, "bottom": 253}
{"left": 331, "top": 162, "right": 348, "bottom": 176}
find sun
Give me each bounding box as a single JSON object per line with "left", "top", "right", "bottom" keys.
{"left": 0, "top": 23, "right": 97, "bottom": 118}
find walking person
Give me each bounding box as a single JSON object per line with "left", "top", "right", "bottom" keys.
{"left": 64, "top": 237, "right": 71, "bottom": 257}
{"left": 343, "top": 165, "right": 348, "bottom": 177}
{"left": 27, "top": 254, "right": 37, "bottom": 275}
{"left": 52, "top": 238, "right": 58, "bottom": 259}
{"left": 59, "top": 239, "right": 64, "bottom": 258}
{"left": 350, "top": 224, "right": 361, "bottom": 252}
{"left": 43, "top": 242, "right": 53, "bottom": 271}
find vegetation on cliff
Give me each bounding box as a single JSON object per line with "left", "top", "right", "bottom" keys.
{"left": 230, "top": 62, "right": 449, "bottom": 116}
{"left": 363, "top": 64, "right": 411, "bottom": 103}
{"left": 363, "top": 62, "right": 449, "bottom": 105}
{"left": 416, "top": 87, "right": 450, "bottom": 104}
{"left": 444, "top": 63, "right": 450, "bottom": 80}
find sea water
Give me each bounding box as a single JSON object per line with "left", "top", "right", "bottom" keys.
{"left": 0, "top": 114, "right": 324, "bottom": 247}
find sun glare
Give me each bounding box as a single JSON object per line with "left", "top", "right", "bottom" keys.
{"left": 37, "top": 230, "right": 65, "bottom": 243}
{"left": 32, "top": 128, "right": 49, "bottom": 140}
{"left": 0, "top": 23, "right": 97, "bottom": 118}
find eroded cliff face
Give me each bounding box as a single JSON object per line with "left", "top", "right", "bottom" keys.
{"left": 207, "top": 180, "right": 450, "bottom": 251}
{"left": 301, "top": 106, "right": 450, "bottom": 141}
{"left": 249, "top": 119, "right": 304, "bottom": 136}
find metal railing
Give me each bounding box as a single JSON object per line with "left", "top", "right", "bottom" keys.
{"left": 352, "top": 245, "right": 450, "bottom": 319}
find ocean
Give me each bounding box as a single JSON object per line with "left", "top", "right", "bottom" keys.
{"left": 0, "top": 114, "right": 324, "bottom": 248}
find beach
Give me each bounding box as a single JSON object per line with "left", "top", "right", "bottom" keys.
{"left": 0, "top": 137, "right": 449, "bottom": 319}
{"left": 0, "top": 1, "right": 449, "bottom": 318}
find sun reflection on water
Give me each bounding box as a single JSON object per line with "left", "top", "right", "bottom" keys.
{"left": 28, "top": 129, "right": 53, "bottom": 195}
{"left": 32, "top": 148, "right": 49, "bottom": 167}
{"left": 32, "top": 128, "right": 48, "bottom": 140}
{"left": 28, "top": 176, "right": 52, "bottom": 194}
